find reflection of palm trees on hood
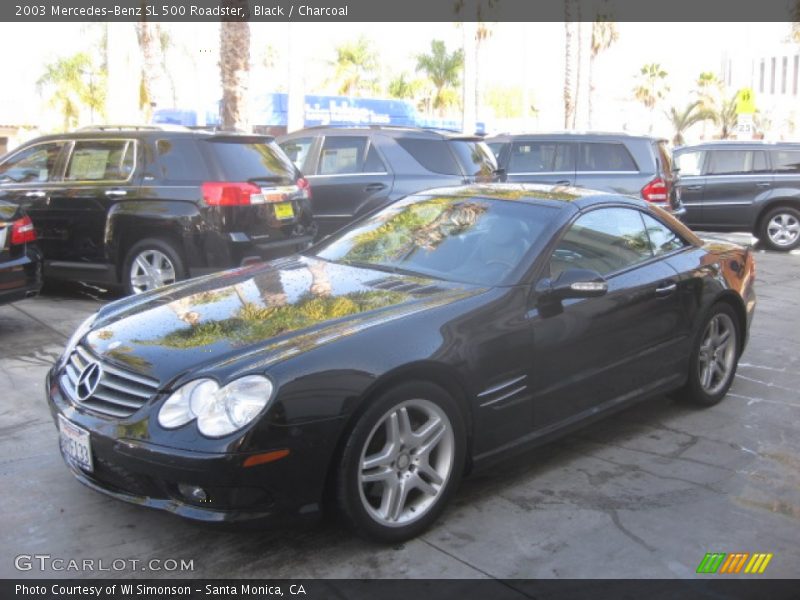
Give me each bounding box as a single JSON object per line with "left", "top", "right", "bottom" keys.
{"left": 309, "top": 260, "right": 333, "bottom": 298}
{"left": 139, "top": 289, "right": 409, "bottom": 349}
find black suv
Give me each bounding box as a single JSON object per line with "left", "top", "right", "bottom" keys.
{"left": 277, "top": 126, "right": 499, "bottom": 236}
{"left": 674, "top": 141, "right": 800, "bottom": 251}
{"left": 0, "top": 126, "right": 316, "bottom": 294}
{"left": 485, "top": 132, "right": 684, "bottom": 218}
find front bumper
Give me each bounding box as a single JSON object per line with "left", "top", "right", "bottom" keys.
{"left": 46, "top": 370, "right": 337, "bottom": 525}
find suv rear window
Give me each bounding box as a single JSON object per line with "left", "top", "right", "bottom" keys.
{"left": 771, "top": 150, "right": 800, "bottom": 173}
{"left": 397, "top": 139, "right": 462, "bottom": 175}
{"left": 578, "top": 143, "right": 637, "bottom": 172}
{"left": 204, "top": 137, "right": 297, "bottom": 182}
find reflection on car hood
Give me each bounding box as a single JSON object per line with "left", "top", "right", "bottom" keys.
{"left": 84, "top": 256, "right": 483, "bottom": 385}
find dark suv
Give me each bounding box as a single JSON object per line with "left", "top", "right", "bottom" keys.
{"left": 277, "top": 126, "right": 499, "bottom": 236}
{"left": 0, "top": 126, "right": 316, "bottom": 294}
{"left": 485, "top": 132, "right": 684, "bottom": 218}
{"left": 674, "top": 141, "right": 800, "bottom": 251}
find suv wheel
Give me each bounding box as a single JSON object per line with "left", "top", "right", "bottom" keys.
{"left": 123, "top": 238, "right": 186, "bottom": 295}
{"left": 337, "top": 381, "right": 465, "bottom": 543}
{"left": 759, "top": 206, "right": 800, "bottom": 251}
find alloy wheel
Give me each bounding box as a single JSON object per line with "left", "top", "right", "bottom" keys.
{"left": 766, "top": 212, "right": 800, "bottom": 248}
{"left": 358, "top": 398, "right": 455, "bottom": 527}
{"left": 129, "top": 249, "right": 177, "bottom": 294}
{"left": 697, "top": 312, "right": 737, "bottom": 396}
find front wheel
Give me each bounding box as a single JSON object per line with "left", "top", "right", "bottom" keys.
{"left": 337, "top": 381, "right": 466, "bottom": 543}
{"left": 758, "top": 206, "right": 800, "bottom": 251}
{"left": 682, "top": 303, "right": 741, "bottom": 407}
{"left": 122, "top": 238, "right": 186, "bottom": 295}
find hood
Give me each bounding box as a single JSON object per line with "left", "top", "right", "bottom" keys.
{"left": 83, "top": 256, "right": 483, "bottom": 386}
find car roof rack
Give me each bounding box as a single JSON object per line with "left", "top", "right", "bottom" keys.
{"left": 76, "top": 124, "right": 190, "bottom": 132}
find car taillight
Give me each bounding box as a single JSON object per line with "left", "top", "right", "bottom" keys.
{"left": 10, "top": 215, "right": 36, "bottom": 245}
{"left": 641, "top": 177, "right": 669, "bottom": 203}
{"left": 297, "top": 177, "right": 312, "bottom": 200}
{"left": 202, "top": 182, "right": 263, "bottom": 206}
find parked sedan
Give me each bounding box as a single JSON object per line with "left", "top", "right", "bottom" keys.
{"left": 47, "top": 184, "right": 755, "bottom": 542}
{"left": 0, "top": 200, "right": 42, "bottom": 305}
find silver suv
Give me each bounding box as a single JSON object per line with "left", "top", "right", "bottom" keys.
{"left": 485, "top": 132, "right": 685, "bottom": 218}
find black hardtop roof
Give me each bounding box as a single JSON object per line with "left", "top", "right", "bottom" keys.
{"left": 410, "top": 182, "right": 647, "bottom": 211}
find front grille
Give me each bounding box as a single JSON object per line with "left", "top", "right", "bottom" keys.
{"left": 60, "top": 345, "right": 160, "bottom": 418}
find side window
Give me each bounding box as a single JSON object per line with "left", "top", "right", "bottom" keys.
{"left": 508, "top": 142, "right": 575, "bottom": 173}
{"left": 396, "top": 138, "right": 461, "bottom": 175}
{"left": 770, "top": 150, "right": 800, "bottom": 173}
{"left": 363, "top": 144, "right": 387, "bottom": 172}
{"left": 66, "top": 140, "right": 135, "bottom": 182}
{"left": 578, "top": 143, "right": 638, "bottom": 172}
{"left": 155, "top": 139, "right": 208, "bottom": 183}
{"left": 279, "top": 136, "right": 314, "bottom": 171}
{"left": 752, "top": 150, "right": 768, "bottom": 173}
{"left": 641, "top": 213, "right": 687, "bottom": 256}
{"left": 675, "top": 151, "right": 704, "bottom": 176}
{"left": 318, "top": 136, "right": 368, "bottom": 175}
{"left": 486, "top": 142, "right": 504, "bottom": 161}
{"left": 550, "top": 208, "right": 653, "bottom": 278}
{"left": 0, "top": 142, "right": 65, "bottom": 184}
{"left": 705, "top": 150, "right": 759, "bottom": 175}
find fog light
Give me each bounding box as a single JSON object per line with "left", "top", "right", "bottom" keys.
{"left": 178, "top": 483, "right": 208, "bottom": 503}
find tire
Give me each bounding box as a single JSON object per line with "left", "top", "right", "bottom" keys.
{"left": 758, "top": 206, "right": 800, "bottom": 251}
{"left": 337, "top": 381, "right": 466, "bottom": 543}
{"left": 122, "top": 238, "right": 186, "bottom": 295}
{"left": 680, "top": 303, "right": 741, "bottom": 407}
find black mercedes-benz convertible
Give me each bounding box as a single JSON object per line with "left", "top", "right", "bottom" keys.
{"left": 48, "top": 184, "right": 756, "bottom": 542}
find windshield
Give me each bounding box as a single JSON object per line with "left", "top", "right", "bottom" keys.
{"left": 312, "top": 195, "right": 558, "bottom": 286}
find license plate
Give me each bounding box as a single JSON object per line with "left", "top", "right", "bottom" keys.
{"left": 58, "top": 415, "right": 93, "bottom": 473}
{"left": 274, "top": 202, "right": 294, "bottom": 220}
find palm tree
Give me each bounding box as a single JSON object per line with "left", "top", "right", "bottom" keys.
{"left": 588, "top": 16, "right": 618, "bottom": 128}
{"left": 219, "top": 1, "right": 250, "bottom": 131}
{"left": 563, "top": 0, "right": 576, "bottom": 128}
{"left": 416, "top": 40, "right": 464, "bottom": 115}
{"left": 388, "top": 73, "right": 422, "bottom": 100}
{"left": 37, "top": 52, "right": 105, "bottom": 131}
{"left": 633, "top": 63, "right": 669, "bottom": 133}
{"left": 665, "top": 101, "right": 717, "bottom": 146}
{"left": 716, "top": 95, "right": 738, "bottom": 139}
{"left": 329, "top": 36, "right": 379, "bottom": 96}
{"left": 135, "top": 22, "right": 169, "bottom": 119}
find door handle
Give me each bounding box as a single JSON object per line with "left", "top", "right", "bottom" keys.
{"left": 24, "top": 190, "right": 46, "bottom": 198}
{"left": 104, "top": 189, "right": 127, "bottom": 197}
{"left": 365, "top": 183, "right": 386, "bottom": 192}
{"left": 685, "top": 185, "right": 704, "bottom": 191}
{"left": 554, "top": 180, "right": 571, "bottom": 186}
{"left": 756, "top": 182, "right": 771, "bottom": 188}
{"left": 655, "top": 282, "right": 678, "bottom": 297}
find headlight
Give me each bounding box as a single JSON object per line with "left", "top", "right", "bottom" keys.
{"left": 158, "top": 375, "right": 273, "bottom": 438}
{"left": 61, "top": 313, "right": 97, "bottom": 364}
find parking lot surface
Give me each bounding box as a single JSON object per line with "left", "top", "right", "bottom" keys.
{"left": 1, "top": 233, "right": 798, "bottom": 579}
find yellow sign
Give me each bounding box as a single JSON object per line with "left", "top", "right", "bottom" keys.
{"left": 735, "top": 88, "right": 756, "bottom": 115}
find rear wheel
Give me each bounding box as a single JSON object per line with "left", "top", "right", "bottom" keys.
{"left": 681, "top": 303, "right": 740, "bottom": 407}
{"left": 758, "top": 206, "right": 800, "bottom": 251}
{"left": 122, "top": 238, "right": 186, "bottom": 295}
{"left": 337, "top": 381, "right": 465, "bottom": 543}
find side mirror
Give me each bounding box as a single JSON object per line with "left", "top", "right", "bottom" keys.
{"left": 535, "top": 268, "right": 608, "bottom": 300}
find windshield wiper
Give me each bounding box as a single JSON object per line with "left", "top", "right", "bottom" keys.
{"left": 340, "top": 260, "right": 444, "bottom": 280}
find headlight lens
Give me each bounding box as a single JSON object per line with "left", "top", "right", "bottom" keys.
{"left": 158, "top": 375, "right": 273, "bottom": 438}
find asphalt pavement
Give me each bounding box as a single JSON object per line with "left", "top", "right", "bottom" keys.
{"left": 1, "top": 233, "right": 798, "bottom": 579}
